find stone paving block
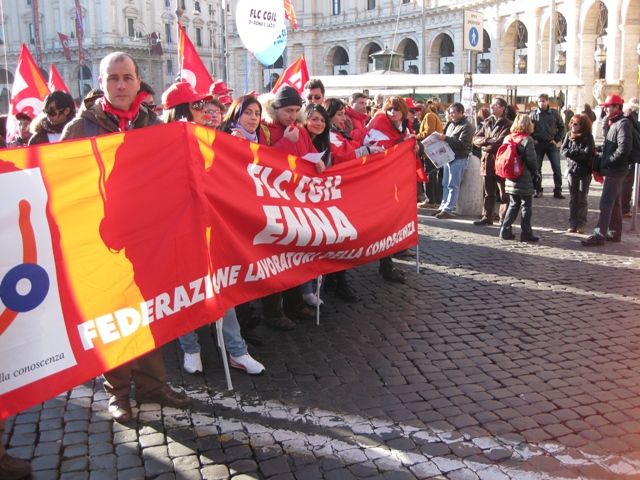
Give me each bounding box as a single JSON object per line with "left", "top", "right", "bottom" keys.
{"left": 89, "top": 469, "right": 118, "bottom": 480}
{"left": 31, "top": 454, "right": 60, "bottom": 471}
{"left": 118, "top": 467, "right": 146, "bottom": 479}
{"left": 60, "top": 472, "right": 89, "bottom": 480}
{"left": 117, "top": 453, "right": 143, "bottom": 470}
{"left": 200, "top": 464, "right": 230, "bottom": 480}
{"left": 60, "top": 456, "right": 89, "bottom": 472}
{"left": 90, "top": 453, "right": 117, "bottom": 470}
{"left": 34, "top": 441, "right": 61, "bottom": 457}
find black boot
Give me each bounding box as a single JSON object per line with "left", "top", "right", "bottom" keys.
{"left": 520, "top": 231, "right": 539, "bottom": 243}
{"left": 499, "top": 226, "right": 515, "bottom": 240}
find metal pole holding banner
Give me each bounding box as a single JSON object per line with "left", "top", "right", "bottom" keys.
{"left": 631, "top": 164, "right": 640, "bottom": 231}
{"left": 315, "top": 276, "right": 323, "bottom": 326}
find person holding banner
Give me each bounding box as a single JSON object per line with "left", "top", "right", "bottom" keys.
{"left": 28, "top": 91, "right": 76, "bottom": 145}
{"left": 61, "top": 52, "right": 192, "bottom": 423}
{"left": 260, "top": 85, "right": 324, "bottom": 325}
{"left": 364, "top": 96, "right": 414, "bottom": 283}
{"left": 160, "top": 85, "right": 266, "bottom": 376}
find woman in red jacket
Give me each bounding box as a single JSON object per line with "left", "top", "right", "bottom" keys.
{"left": 364, "top": 96, "right": 414, "bottom": 284}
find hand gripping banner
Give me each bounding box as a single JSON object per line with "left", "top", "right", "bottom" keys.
{"left": 0, "top": 122, "right": 417, "bottom": 418}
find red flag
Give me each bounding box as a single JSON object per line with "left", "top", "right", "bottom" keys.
{"left": 48, "top": 64, "right": 71, "bottom": 94}
{"left": 271, "top": 55, "right": 309, "bottom": 95}
{"left": 6, "top": 44, "right": 49, "bottom": 142}
{"left": 284, "top": 0, "right": 298, "bottom": 29}
{"left": 58, "top": 32, "right": 71, "bottom": 61}
{"left": 178, "top": 23, "right": 213, "bottom": 94}
{"left": 74, "top": 0, "right": 85, "bottom": 65}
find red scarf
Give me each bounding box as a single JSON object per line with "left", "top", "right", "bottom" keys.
{"left": 98, "top": 92, "right": 147, "bottom": 132}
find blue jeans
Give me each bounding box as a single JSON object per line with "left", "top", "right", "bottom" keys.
{"left": 595, "top": 172, "right": 627, "bottom": 238}
{"left": 534, "top": 141, "right": 562, "bottom": 192}
{"left": 440, "top": 157, "right": 468, "bottom": 213}
{"left": 178, "top": 308, "right": 248, "bottom": 357}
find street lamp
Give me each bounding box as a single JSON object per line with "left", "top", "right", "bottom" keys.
{"left": 555, "top": 49, "right": 566, "bottom": 73}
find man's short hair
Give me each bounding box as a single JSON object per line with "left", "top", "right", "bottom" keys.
{"left": 350, "top": 92, "right": 367, "bottom": 104}
{"left": 538, "top": 93, "right": 549, "bottom": 101}
{"left": 493, "top": 97, "right": 507, "bottom": 109}
{"left": 99, "top": 52, "right": 140, "bottom": 78}
{"left": 449, "top": 102, "right": 465, "bottom": 114}
{"left": 304, "top": 79, "right": 325, "bottom": 94}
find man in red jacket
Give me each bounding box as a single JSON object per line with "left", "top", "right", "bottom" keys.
{"left": 345, "top": 92, "right": 369, "bottom": 144}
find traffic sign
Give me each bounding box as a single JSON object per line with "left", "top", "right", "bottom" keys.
{"left": 463, "top": 10, "right": 484, "bottom": 52}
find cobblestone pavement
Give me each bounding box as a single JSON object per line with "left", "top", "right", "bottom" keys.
{"left": 4, "top": 165, "right": 640, "bottom": 479}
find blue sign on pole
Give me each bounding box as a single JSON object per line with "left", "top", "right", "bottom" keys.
{"left": 469, "top": 27, "right": 479, "bottom": 48}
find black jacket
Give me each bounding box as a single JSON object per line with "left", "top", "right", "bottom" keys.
{"left": 561, "top": 132, "right": 596, "bottom": 176}
{"left": 443, "top": 116, "right": 473, "bottom": 159}
{"left": 597, "top": 113, "right": 632, "bottom": 175}
{"left": 530, "top": 107, "right": 565, "bottom": 143}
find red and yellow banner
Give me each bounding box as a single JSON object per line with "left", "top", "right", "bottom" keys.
{"left": 0, "top": 122, "right": 417, "bottom": 418}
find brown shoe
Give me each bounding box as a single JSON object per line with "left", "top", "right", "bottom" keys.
{"left": 0, "top": 453, "right": 32, "bottom": 480}
{"left": 264, "top": 315, "right": 296, "bottom": 331}
{"left": 108, "top": 396, "right": 132, "bottom": 423}
{"left": 137, "top": 386, "right": 191, "bottom": 408}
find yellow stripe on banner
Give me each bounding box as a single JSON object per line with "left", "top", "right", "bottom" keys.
{"left": 38, "top": 136, "right": 155, "bottom": 368}
{"left": 250, "top": 142, "right": 261, "bottom": 165}
{"left": 394, "top": 184, "right": 399, "bottom": 202}
{"left": 195, "top": 125, "right": 216, "bottom": 169}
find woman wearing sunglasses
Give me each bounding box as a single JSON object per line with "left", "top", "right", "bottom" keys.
{"left": 29, "top": 91, "right": 76, "bottom": 145}
{"left": 160, "top": 81, "right": 265, "bottom": 376}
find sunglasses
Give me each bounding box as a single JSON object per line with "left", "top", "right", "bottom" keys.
{"left": 144, "top": 103, "right": 157, "bottom": 110}
{"left": 191, "top": 100, "right": 207, "bottom": 111}
{"left": 46, "top": 107, "right": 63, "bottom": 117}
{"left": 306, "top": 95, "right": 322, "bottom": 101}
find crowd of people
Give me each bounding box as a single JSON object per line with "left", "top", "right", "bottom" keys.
{"left": 1, "top": 49, "right": 639, "bottom": 479}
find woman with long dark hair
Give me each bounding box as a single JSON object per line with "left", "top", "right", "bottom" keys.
{"left": 561, "top": 114, "right": 595, "bottom": 233}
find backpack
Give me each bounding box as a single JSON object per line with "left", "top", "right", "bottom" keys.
{"left": 495, "top": 136, "right": 524, "bottom": 180}
{"left": 625, "top": 116, "right": 640, "bottom": 163}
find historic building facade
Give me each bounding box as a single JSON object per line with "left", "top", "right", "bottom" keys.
{"left": 225, "top": 0, "right": 640, "bottom": 109}
{"left": 0, "top": 0, "right": 225, "bottom": 110}
{"left": 0, "top": 1, "right": 638, "bottom": 111}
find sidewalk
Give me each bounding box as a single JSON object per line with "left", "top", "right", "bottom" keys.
{"left": 3, "top": 165, "right": 640, "bottom": 479}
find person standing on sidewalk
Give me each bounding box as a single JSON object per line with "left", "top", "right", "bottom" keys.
{"left": 530, "top": 93, "right": 566, "bottom": 199}
{"left": 61, "top": 52, "right": 191, "bottom": 422}
{"left": 472, "top": 97, "right": 512, "bottom": 226}
{"left": 433, "top": 102, "right": 474, "bottom": 219}
{"left": 583, "top": 94, "right": 633, "bottom": 246}
{"left": 561, "top": 114, "right": 596, "bottom": 233}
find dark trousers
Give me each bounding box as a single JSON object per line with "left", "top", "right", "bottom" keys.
{"left": 481, "top": 174, "right": 508, "bottom": 221}
{"left": 103, "top": 349, "right": 166, "bottom": 399}
{"left": 0, "top": 419, "right": 5, "bottom": 457}
{"left": 595, "top": 172, "right": 626, "bottom": 238}
{"left": 261, "top": 287, "right": 305, "bottom": 318}
{"left": 425, "top": 167, "right": 443, "bottom": 205}
{"left": 567, "top": 172, "right": 591, "bottom": 228}
{"left": 534, "top": 141, "right": 563, "bottom": 193}
{"left": 501, "top": 194, "right": 533, "bottom": 237}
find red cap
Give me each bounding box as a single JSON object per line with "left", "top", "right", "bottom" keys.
{"left": 404, "top": 97, "right": 419, "bottom": 110}
{"left": 162, "top": 81, "right": 212, "bottom": 109}
{"left": 600, "top": 94, "right": 624, "bottom": 107}
{"left": 209, "top": 80, "right": 233, "bottom": 96}
{"left": 218, "top": 94, "right": 233, "bottom": 106}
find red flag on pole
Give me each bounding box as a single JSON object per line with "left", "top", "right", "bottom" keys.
{"left": 48, "top": 64, "right": 71, "bottom": 94}
{"left": 32, "top": 0, "right": 43, "bottom": 63}
{"left": 6, "top": 44, "right": 49, "bottom": 143}
{"left": 178, "top": 23, "right": 213, "bottom": 94}
{"left": 271, "top": 55, "right": 309, "bottom": 95}
{"left": 284, "top": 0, "right": 299, "bottom": 29}
{"left": 58, "top": 33, "right": 71, "bottom": 61}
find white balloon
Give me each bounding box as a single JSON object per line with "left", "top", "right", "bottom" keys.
{"left": 235, "top": 0, "right": 285, "bottom": 53}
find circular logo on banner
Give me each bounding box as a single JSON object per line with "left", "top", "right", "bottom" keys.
{"left": 255, "top": 27, "right": 287, "bottom": 66}
{"left": 236, "top": 0, "right": 285, "bottom": 53}
{"left": 469, "top": 27, "right": 479, "bottom": 48}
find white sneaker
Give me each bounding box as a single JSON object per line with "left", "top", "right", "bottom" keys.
{"left": 303, "top": 292, "right": 324, "bottom": 307}
{"left": 229, "top": 354, "right": 265, "bottom": 375}
{"left": 183, "top": 352, "right": 203, "bottom": 374}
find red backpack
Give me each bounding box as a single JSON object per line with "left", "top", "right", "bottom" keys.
{"left": 495, "top": 136, "right": 524, "bottom": 180}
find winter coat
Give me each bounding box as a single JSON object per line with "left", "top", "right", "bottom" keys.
{"left": 472, "top": 115, "right": 512, "bottom": 176}
{"left": 560, "top": 132, "right": 595, "bottom": 176}
{"left": 345, "top": 106, "right": 368, "bottom": 145}
{"left": 596, "top": 113, "right": 632, "bottom": 175}
{"left": 530, "top": 106, "right": 565, "bottom": 143}
{"left": 416, "top": 111, "right": 443, "bottom": 141}
{"left": 61, "top": 99, "right": 160, "bottom": 140}
{"left": 28, "top": 115, "right": 70, "bottom": 145}
{"left": 329, "top": 127, "right": 367, "bottom": 165}
{"left": 443, "top": 116, "right": 474, "bottom": 159}
{"left": 260, "top": 94, "right": 316, "bottom": 157}
{"left": 364, "top": 111, "right": 411, "bottom": 150}
{"left": 504, "top": 134, "right": 537, "bottom": 196}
